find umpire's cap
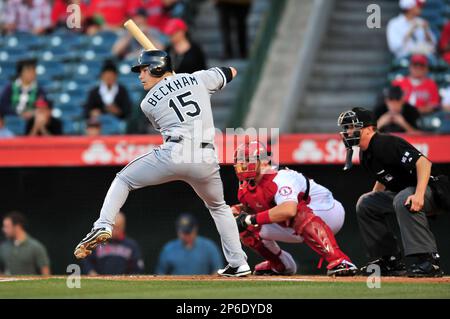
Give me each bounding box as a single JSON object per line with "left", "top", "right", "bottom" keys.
{"left": 131, "top": 50, "right": 173, "bottom": 77}
{"left": 338, "top": 107, "right": 377, "bottom": 128}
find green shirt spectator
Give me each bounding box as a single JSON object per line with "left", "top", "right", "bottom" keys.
{"left": 0, "top": 211, "right": 50, "bottom": 275}
{"left": 0, "top": 236, "right": 50, "bottom": 275}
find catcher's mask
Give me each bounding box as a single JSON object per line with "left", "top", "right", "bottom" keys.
{"left": 234, "top": 141, "right": 270, "bottom": 186}
{"left": 337, "top": 107, "right": 376, "bottom": 148}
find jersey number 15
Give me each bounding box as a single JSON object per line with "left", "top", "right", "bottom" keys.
{"left": 168, "top": 91, "right": 201, "bottom": 123}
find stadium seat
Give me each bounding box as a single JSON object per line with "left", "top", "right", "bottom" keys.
{"left": 130, "top": 90, "right": 144, "bottom": 105}
{"left": 51, "top": 92, "right": 85, "bottom": 112}
{"left": 61, "top": 80, "right": 94, "bottom": 94}
{"left": 61, "top": 118, "right": 82, "bottom": 135}
{"left": 83, "top": 50, "right": 114, "bottom": 62}
{"left": 73, "top": 62, "right": 102, "bottom": 81}
{"left": 39, "top": 79, "right": 62, "bottom": 94}
{"left": 417, "top": 111, "right": 450, "bottom": 133}
{"left": 0, "top": 79, "right": 8, "bottom": 89}
{"left": 36, "top": 62, "right": 65, "bottom": 80}
{"left": 0, "top": 64, "right": 15, "bottom": 80}
{"left": 0, "top": 49, "right": 31, "bottom": 63}
{"left": 56, "top": 103, "right": 84, "bottom": 120}
{"left": 98, "top": 114, "right": 126, "bottom": 135}
{"left": 4, "top": 115, "right": 26, "bottom": 135}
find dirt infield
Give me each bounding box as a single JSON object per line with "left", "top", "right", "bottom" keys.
{"left": 2, "top": 275, "right": 449, "bottom": 284}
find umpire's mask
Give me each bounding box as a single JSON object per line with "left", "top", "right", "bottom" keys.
{"left": 337, "top": 107, "right": 377, "bottom": 148}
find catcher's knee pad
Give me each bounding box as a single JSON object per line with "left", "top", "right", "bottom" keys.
{"left": 294, "top": 206, "right": 350, "bottom": 270}
{"left": 240, "top": 227, "right": 286, "bottom": 272}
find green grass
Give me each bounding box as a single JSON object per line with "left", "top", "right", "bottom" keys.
{"left": 0, "top": 278, "right": 449, "bottom": 299}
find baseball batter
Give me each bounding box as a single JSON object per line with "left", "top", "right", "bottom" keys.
{"left": 232, "top": 142, "right": 358, "bottom": 276}
{"left": 74, "top": 50, "right": 250, "bottom": 277}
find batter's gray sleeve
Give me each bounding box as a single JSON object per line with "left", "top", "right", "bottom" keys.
{"left": 194, "top": 68, "right": 228, "bottom": 94}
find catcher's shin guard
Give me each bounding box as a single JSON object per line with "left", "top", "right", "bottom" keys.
{"left": 293, "top": 202, "right": 351, "bottom": 270}
{"left": 240, "top": 226, "right": 286, "bottom": 273}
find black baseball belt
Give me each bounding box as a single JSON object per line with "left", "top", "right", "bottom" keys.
{"left": 165, "top": 136, "right": 215, "bottom": 150}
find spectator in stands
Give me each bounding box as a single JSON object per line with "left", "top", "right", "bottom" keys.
{"left": 441, "top": 86, "right": 450, "bottom": 112}
{"left": 81, "top": 212, "right": 144, "bottom": 275}
{"left": 0, "top": 59, "right": 49, "bottom": 120}
{"left": 25, "top": 97, "right": 62, "bottom": 136}
{"left": 162, "top": 0, "right": 187, "bottom": 20}
{"left": 156, "top": 213, "right": 223, "bottom": 275}
{"left": 438, "top": 21, "right": 450, "bottom": 65}
{"left": 51, "top": 0, "right": 88, "bottom": 31}
{"left": 387, "top": 0, "right": 436, "bottom": 60}
{"left": 2, "top": 0, "right": 52, "bottom": 35}
{"left": 83, "top": 16, "right": 103, "bottom": 36}
{"left": 374, "top": 85, "right": 422, "bottom": 134}
{"left": 86, "top": 0, "right": 135, "bottom": 29}
{"left": 0, "top": 211, "right": 50, "bottom": 275}
{"left": 215, "top": 0, "right": 252, "bottom": 59}
{"left": 164, "top": 18, "right": 207, "bottom": 74}
{"left": 112, "top": 8, "right": 165, "bottom": 60}
{"left": 0, "top": 114, "right": 14, "bottom": 138}
{"left": 85, "top": 117, "right": 102, "bottom": 136}
{"left": 83, "top": 60, "right": 132, "bottom": 120}
{"left": 392, "top": 54, "right": 440, "bottom": 115}
{"left": 130, "top": 0, "right": 170, "bottom": 32}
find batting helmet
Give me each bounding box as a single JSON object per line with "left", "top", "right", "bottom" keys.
{"left": 131, "top": 50, "right": 173, "bottom": 77}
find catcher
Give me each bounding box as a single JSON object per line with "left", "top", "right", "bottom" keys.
{"left": 232, "top": 141, "right": 358, "bottom": 276}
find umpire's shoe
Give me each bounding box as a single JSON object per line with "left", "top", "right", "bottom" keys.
{"left": 360, "top": 255, "right": 407, "bottom": 276}
{"left": 218, "top": 264, "right": 251, "bottom": 277}
{"left": 407, "top": 253, "right": 444, "bottom": 278}
{"left": 327, "top": 260, "right": 358, "bottom": 277}
{"left": 74, "top": 228, "right": 112, "bottom": 259}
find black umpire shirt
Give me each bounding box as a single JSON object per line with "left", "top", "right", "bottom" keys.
{"left": 360, "top": 133, "right": 437, "bottom": 193}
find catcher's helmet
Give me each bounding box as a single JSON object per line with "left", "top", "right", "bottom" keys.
{"left": 234, "top": 141, "right": 270, "bottom": 182}
{"left": 131, "top": 50, "right": 173, "bottom": 77}
{"left": 337, "top": 107, "right": 377, "bottom": 148}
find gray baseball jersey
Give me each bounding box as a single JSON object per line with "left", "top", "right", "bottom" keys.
{"left": 141, "top": 68, "right": 227, "bottom": 143}
{"left": 92, "top": 67, "right": 247, "bottom": 268}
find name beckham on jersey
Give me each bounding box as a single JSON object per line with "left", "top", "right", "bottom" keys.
{"left": 147, "top": 75, "right": 199, "bottom": 106}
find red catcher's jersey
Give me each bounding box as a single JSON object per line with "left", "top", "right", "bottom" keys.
{"left": 237, "top": 169, "right": 335, "bottom": 215}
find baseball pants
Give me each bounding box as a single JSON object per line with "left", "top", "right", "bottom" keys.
{"left": 93, "top": 141, "right": 248, "bottom": 267}
{"left": 356, "top": 186, "right": 439, "bottom": 258}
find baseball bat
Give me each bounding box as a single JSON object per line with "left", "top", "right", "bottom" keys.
{"left": 124, "top": 19, "right": 156, "bottom": 50}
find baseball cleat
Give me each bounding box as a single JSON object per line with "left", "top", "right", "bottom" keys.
{"left": 327, "top": 260, "right": 358, "bottom": 277}
{"left": 360, "top": 255, "right": 407, "bottom": 276}
{"left": 218, "top": 264, "right": 251, "bottom": 277}
{"left": 407, "top": 254, "right": 444, "bottom": 278}
{"left": 74, "top": 227, "right": 112, "bottom": 259}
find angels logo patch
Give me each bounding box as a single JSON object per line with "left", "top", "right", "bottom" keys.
{"left": 278, "top": 186, "right": 293, "bottom": 196}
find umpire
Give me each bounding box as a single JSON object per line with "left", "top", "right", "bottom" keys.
{"left": 337, "top": 107, "right": 444, "bottom": 277}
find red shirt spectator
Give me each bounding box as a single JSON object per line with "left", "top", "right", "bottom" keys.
{"left": 392, "top": 54, "right": 440, "bottom": 115}
{"left": 129, "top": 0, "right": 171, "bottom": 31}
{"left": 439, "top": 21, "right": 450, "bottom": 65}
{"left": 87, "top": 0, "right": 135, "bottom": 28}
